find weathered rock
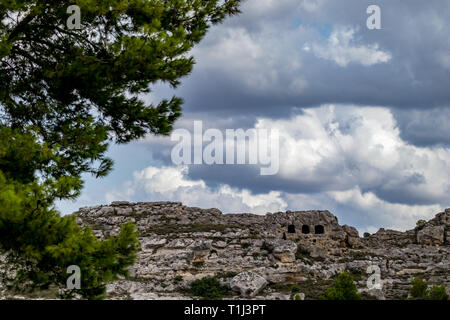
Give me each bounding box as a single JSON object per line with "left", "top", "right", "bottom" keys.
{"left": 230, "top": 272, "right": 267, "bottom": 297}
{"left": 417, "top": 226, "right": 445, "bottom": 246}
{"left": 343, "top": 225, "right": 359, "bottom": 238}
{"left": 2, "top": 202, "right": 449, "bottom": 300}
{"left": 265, "top": 240, "right": 297, "bottom": 263}
{"left": 141, "top": 238, "right": 167, "bottom": 250}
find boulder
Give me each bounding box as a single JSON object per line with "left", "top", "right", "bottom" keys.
{"left": 265, "top": 240, "right": 297, "bottom": 263}
{"left": 230, "top": 272, "right": 267, "bottom": 297}
{"left": 167, "top": 238, "right": 194, "bottom": 249}
{"left": 417, "top": 226, "right": 445, "bottom": 245}
{"left": 141, "top": 238, "right": 167, "bottom": 250}
{"left": 342, "top": 225, "right": 359, "bottom": 238}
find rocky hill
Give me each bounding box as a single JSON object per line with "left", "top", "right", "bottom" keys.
{"left": 2, "top": 202, "right": 450, "bottom": 299}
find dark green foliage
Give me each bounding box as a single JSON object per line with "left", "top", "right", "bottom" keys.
{"left": 0, "top": 165, "right": 140, "bottom": 299}
{"left": 416, "top": 220, "right": 427, "bottom": 227}
{"left": 425, "top": 285, "right": 448, "bottom": 300}
{"left": 410, "top": 277, "right": 428, "bottom": 299}
{"left": 409, "top": 277, "right": 448, "bottom": 300}
{"left": 320, "top": 272, "right": 361, "bottom": 300}
{"left": 0, "top": 1, "right": 242, "bottom": 299}
{"left": 291, "top": 284, "right": 301, "bottom": 293}
{"left": 1, "top": 0, "right": 242, "bottom": 152}
{"left": 190, "top": 277, "right": 229, "bottom": 299}
{"left": 416, "top": 220, "right": 427, "bottom": 231}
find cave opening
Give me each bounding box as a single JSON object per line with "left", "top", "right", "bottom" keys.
{"left": 287, "top": 225, "right": 296, "bottom": 233}
{"left": 315, "top": 225, "right": 325, "bottom": 234}
{"left": 301, "top": 225, "right": 310, "bottom": 234}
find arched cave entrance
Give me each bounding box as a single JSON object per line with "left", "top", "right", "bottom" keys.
{"left": 315, "top": 225, "right": 325, "bottom": 234}
{"left": 301, "top": 225, "right": 310, "bottom": 234}
{"left": 287, "top": 225, "right": 296, "bottom": 233}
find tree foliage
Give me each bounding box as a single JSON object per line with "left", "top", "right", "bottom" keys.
{"left": 409, "top": 277, "right": 448, "bottom": 300}
{"left": 0, "top": 0, "right": 242, "bottom": 299}
{"left": 0, "top": 0, "right": 242, "bottom": 178}
{"left": 425, "top": 285, "right": 449, "bottom": 300}
{"left": 409, "top": 277, "right": 428, "bottom": 299}
{"left": 320, "top": 272, "right": 361, "bottom": 300}
{"left": 190, "top": 277, "right": 229, "bottom": 299}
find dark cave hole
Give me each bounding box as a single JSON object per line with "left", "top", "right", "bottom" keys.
{"left": 287, "top": 225, "right": 296, "bottom": 233}
{"left": 315, "top": 225, "right": 325, "bottom": 234}
{"left": 301, "top": 225, "right": 310, "bottom": 234}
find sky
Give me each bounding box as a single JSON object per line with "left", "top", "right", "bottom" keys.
{"left": 57, "top": 0, "right": 450, "bottom": 234}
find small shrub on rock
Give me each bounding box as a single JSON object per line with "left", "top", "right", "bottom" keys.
{"left": 409, "top": 277, "right": 449, "bottom": 300}
{"left": 291, "top": 284, "right": 301, "bottom": 293}
{"left": 190, "top": 277, "right": 229, "bottom": 299}
{"left": 425, "top": 285, "right": 449, "bottom": 300}
{"left": 320, "top": 272, "right": 361, "bottom": 300}
{"left": 410, "top": 277, "right": 428, "bottom": 299}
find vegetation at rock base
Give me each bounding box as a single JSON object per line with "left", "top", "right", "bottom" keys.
{"left": 409, "top": 277, "right": 449, "bottom": 300}
{"left": 320, "top": 272, "right": 361, "bottom": 300}
{"left": 189, "top": 277, "right": 230, "bottom": 300}
{"left": 425, "top": 285, "right": 449, "bottom": 300}
{"left": 0, "top": 0, "right": 242, "bottom": 299}
{"left": 409, "top": 277, "right": 428, "bottom": 299}
{"left": 291, "top": 284, "right": 301, "bottom": 293}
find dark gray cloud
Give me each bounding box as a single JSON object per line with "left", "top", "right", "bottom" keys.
{"left": 147, "top": 0, "right": 450, "bottom": 122}
{"left": 393, "top": 107, "right": 450, "bottom": 147}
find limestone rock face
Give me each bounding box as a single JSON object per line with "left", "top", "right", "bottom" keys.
{"left": 230, "top": 272, "right": 267, "bottom": 297}
{"left": 417, "top": 226, "right": 445, "bottom": 246}
{"left": 342, "top": 225, "right": 362, "bottom": 248}
{"left": 265, "top": 240, "right": 297, "bottom": 263}
{"left": 1, "top": 202, "right": 449, "bottom": 300}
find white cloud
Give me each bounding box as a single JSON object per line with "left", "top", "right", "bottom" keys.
{"left": 308, "top": 27, "right": 391, "bottom": 67}
{"left": 192, "top": 21, "right": 308, "bottom": 95}
{"left": 107, "top": 105, "right": 450, "bottom": 232}
{"left": 106, "top": 166, "right": 287, "bottom": 214}
{"left": 106, "top": 163, "right": 443, "bottom": 232}
{"left": 258, "top": 105, "right": 450, "bottom": 204}
{"left": 299, "top": 0, "right": 325, "bottom": 12}
{"left": 328, "top": 187, "right": 441, "bottom": 231}
{"left": 283, "top": 187, "right": 440, "bottom": 233}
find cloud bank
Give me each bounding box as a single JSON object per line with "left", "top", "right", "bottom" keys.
{"left": 58, "top": 0, "right": 450, "bottom": 233}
